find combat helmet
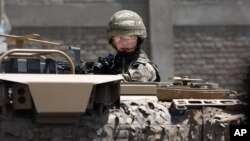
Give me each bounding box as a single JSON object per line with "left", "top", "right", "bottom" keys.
{"left": 107, "top": 10, "right": 147, "bottom": 41}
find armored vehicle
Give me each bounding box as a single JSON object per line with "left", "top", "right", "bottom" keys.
{"left": 0, "top": 34, "right": 248, "bottom": 141}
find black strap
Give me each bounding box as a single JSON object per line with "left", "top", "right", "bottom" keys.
{"left": 149, "top": 62, "right": 161, "bottom": 82}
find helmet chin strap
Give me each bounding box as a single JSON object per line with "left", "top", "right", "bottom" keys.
{"left": 117, "top": 50, "right": 136, "bottom": 57}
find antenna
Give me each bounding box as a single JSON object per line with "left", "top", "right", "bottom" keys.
{"left": 0, "top": 33, "right": 60, "bottom": 48}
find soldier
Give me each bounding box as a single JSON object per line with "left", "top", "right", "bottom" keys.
{"left": 105, "top": 10, "right": 161, "bottom": 82}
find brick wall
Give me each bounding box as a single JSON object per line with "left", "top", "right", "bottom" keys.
{"left": 174, "top": 26, "right": 250, "bottom": 92}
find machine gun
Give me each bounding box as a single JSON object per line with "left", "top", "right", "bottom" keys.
{"left": 57, "top": 46, "right": 114, "bottom": 74}
{"left": 92, "top": 54, "right": 114, "bottom": 74}
{"left": 56, "top": 60, "right": 95, "bottom": 74}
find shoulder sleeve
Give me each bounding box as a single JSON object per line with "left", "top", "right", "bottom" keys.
{"left": 127, "top": 61, "right": 157, "bottom": 82}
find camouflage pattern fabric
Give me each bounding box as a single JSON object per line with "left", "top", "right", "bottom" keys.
{"left": 123, "top": 61, "right": 157, "bottom": 82}
{"left": 107, "top": 10, "right": 147, "bottom": 40}
{"left": 1, "top": 100, "right": 246, "bottom": 141}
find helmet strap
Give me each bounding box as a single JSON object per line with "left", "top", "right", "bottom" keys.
{"left": 136, "top": 38, "right": 144, "bottom": 48}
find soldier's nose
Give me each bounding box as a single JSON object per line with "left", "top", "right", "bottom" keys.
{"left": 121, "top": 41, "right": 129, "bottom": 45}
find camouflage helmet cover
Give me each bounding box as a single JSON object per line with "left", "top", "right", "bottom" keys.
{"left": 107, "top": 10, "right": 147, "bottom": 40}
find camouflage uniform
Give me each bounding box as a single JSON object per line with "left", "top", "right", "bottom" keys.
{"left": 108, "top": 49, "right": 160, "bottom": 82}
{"left": 107, "top": 10, "right": 160, "bottom": 82}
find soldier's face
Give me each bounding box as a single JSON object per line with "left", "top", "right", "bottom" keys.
{"left": 112, "top": 35, "right": 138, "bottom": 52}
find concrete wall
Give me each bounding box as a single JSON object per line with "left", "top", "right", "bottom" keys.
{"left": 149, "top": 0, "right": 174, "bottom": 82}
{"left": 6, "top": 0, "right": 149, "bottom": 27}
